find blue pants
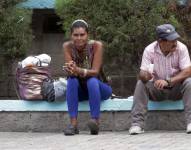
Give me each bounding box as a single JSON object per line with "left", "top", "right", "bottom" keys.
{"left": 66, "top": 77, "right": 112, "bottom": 119}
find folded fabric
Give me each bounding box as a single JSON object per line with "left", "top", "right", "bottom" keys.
{"left": 21, "top": 54, "right": 51, "bottom": 68}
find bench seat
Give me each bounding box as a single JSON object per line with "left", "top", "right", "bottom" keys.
{"left": 0, "top": 97, "right": 184, "bottom": 111}
{"left": 0, "top": 97, "right": 185, "bottom": 132}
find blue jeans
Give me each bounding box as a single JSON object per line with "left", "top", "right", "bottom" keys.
{"left": 66, "top": 77, "right": 112, "bottom": 119}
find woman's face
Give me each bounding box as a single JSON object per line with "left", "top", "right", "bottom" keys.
{"left": 71, "top": 27, "right": 88, "bottom": 49}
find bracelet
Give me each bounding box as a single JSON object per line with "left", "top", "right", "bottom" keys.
{"left": 83, "top": 69, "right": 88, "bottom": 77}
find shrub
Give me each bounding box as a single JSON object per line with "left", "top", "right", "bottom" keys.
{"left": 168, "top": 0, "right": 191, "bottom": 51}
{"left": 0, "top": 0, "right": 32, "bottom": 59}
{"left": 55, "top": 0, "right": 180, "bottom": 73}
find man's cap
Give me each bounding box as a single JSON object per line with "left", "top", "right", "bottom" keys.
{"left": 156, "top": 24, "right": 180, "bottom": 41}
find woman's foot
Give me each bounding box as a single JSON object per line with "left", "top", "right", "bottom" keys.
{"left": 64, "top": 124, "right": 79, "bottom": 136}
{"left": 87, "top": 119, "right": 99, "bottom": 135}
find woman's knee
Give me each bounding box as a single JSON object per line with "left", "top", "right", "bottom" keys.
{"left": 87, "top": 77, "right": 99, "bottom": 89}
{"left": 67, "top": 77, "right": 79, "bottom": 87}
{"left": 66, "top": 77, "right": 79, "bottom": 98}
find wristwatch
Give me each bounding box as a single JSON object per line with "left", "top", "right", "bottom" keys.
{"left": 165, "top": 77, "right": 172, "bottom": 87}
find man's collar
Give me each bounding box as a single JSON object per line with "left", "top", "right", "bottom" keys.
{"left": 155, "top": 42, "right": 163, "bottom": 55}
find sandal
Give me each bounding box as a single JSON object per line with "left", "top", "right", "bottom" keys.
{"left": 87, "top": 120, "right": 99, "bottom": 135}
{"left": 64, "top": 124, "right": 79, "bottom": 136}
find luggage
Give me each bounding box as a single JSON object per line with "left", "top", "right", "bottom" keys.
{"left": 15, "top": 54, "right": 66, "bottom": 101}
{"left": 16, "top": 65, "right": 51, "bottom": 100}
{"left": 41, "top": 77, "right": 67, "bottom": 102}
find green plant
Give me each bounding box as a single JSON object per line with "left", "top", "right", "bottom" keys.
{"left": 167, "top": 0, "right": 191, "bottom": 51}
{"left": 0, "top": 0, "right": 32, "bottom": 59}
{"left": 56, "top": 0, "right": 180, "bottom": 73}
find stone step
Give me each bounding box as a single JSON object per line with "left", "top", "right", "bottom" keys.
{"left": 0, "top": 99, "right": 186, "bottom": 132}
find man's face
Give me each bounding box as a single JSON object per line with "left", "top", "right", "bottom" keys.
{"left": 71, "top": 27, "right": 88, "bottom": 49}
{"left": 160, "top": 40, "right": 177, "bottom": 55}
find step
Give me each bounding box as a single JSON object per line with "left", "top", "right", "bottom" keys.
{"left": 0, "top": 98, "right": 185, "bottom": 132}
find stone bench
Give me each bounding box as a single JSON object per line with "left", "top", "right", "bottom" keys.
{"left": 0, "top": 98, "right": 185, "bottom": 132}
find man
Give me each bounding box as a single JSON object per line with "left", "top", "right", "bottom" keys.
{"left": 129, "top": 24, "right": 191, "bottom": 135}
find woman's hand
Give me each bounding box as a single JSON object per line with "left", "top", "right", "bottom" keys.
{"left": 63, "top": 61, "right": 87, "bottom": 77}
{"left": 63, "top": 61, "right": 77, "bottom": 76}
{"left": 65, "top": 61, "right": 80, "bottom": 76}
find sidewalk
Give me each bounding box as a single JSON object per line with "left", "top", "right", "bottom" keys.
{"left": 0, "top": 131, "right": 190, "bottom": 150}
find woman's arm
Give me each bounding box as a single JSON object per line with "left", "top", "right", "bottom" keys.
{"left": 63, "top": 41, "right": 73, "bottom": 63}
{"left": 71, "top": 40, "right": 103, "bottom": 77}
{"left": 63, "top": 41, "right": 77, "bottom": 76}
{"left": 85, "top": 40, "right": 103, "bottom": 76}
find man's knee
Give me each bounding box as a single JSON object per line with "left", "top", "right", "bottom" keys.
{"left": 181, "top": 78, "right": 191, "bottom": 93}
{"left": 136, "top": 80, "right": 148, "bottom": 88}
{"left": 134, "top": 80, "right": 153, "bottom": 98}
{"left": 182, "top": 78, "right": 191, "bottom": 89}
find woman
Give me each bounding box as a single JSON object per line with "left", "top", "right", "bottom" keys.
{"left": 63, "top": 19, "right": 112, "bottom": 135}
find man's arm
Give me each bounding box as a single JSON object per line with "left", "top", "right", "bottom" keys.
{"left": 170, "top": 43, "right": 191, "bottom": 86}
{"left": 139, "top": 44, "right": 155, "bottom": 83}
{"left": 139, "top": 70, "right": 153, "bottom": 83}
{"left": 170, "top": 66, "right": 191, "bottom": 86}
{"left": 153, "top": 66, "right": 191, "bottom": 90}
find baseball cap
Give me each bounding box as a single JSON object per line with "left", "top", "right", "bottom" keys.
{"left": 156, "top": 24, "right": 180, "bottom": 41}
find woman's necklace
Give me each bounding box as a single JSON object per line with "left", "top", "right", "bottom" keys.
{"left": 76, "top": 47, "right": 90, "bottom": 68}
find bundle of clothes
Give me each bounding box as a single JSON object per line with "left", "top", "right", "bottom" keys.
{"left": 15, "top": 54, "right": 66, "bottom": 102}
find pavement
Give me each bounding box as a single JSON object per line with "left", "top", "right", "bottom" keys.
{"left": 0, "top": 131, "right": 191, "bottom": 150}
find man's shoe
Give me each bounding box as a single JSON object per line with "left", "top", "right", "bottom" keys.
{"left": 129, "top": 126, "right": 144, "bottom": 135}
{"left": 186, "top": 123, "right": 191, "bottom": 134}
{"left": 64, "top": 124, "right": 79, "bottom": 136}
{"left": 87, "top": 120, "right": 99, "bottom": 135}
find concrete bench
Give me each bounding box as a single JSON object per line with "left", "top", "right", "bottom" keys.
{"left": 0, "top": 97, "right": 184, "bottom": 111}
{"left": 0, "top": 98, "right": 185, "bottom": 132}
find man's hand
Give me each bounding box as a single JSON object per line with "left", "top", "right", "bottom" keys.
{"left": 139, "top": 70, "right": 153, "bottom": 83}
{"left": 154, "top": 80, "right": 168, "bottom": 90}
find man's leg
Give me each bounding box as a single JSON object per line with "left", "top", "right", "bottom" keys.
{"left": 180, "top": 78, "right": 191, "bottom": 125}
{"left": 164, "top": 78, "right": 191, "bottom": 133}
{"left": 131, "top": 80, "right": 166, "bottom": 130}
{"left": 131, "top": 80, "right": 149, "bottom": 128}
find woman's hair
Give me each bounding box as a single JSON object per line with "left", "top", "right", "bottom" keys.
{"left": 71, "top": 19, "right": 89, "bottom": 33}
